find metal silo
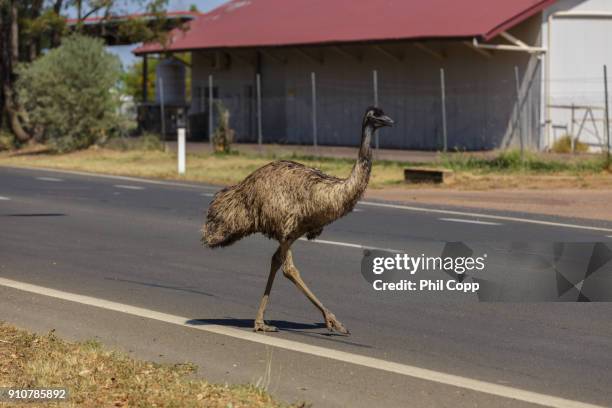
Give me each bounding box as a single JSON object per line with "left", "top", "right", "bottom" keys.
{"left": 155, "top": 58, "right": 186, "bottom": 106}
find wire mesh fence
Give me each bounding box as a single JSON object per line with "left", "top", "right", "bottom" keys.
{"left": 150, "top": 66, "right": 611, "bottom": 153}
{"left": 547, "top": 76, "right": 610, "bottom": 150}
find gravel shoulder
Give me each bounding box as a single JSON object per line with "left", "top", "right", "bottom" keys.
{"left": 367, "top": 187, "right": 612, "bottom": 221}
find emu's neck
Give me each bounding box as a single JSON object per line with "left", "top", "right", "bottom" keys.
{"left": 359, "top": 124, "right": 374, "bottom": 160}
{"left": 340, "top": 124, "right": 375, "bottom": 206}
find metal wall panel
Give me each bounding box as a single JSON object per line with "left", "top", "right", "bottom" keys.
{"left": 189, "top": 16, "right": 543, "bottom": 151}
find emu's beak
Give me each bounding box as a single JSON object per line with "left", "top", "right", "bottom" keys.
{"left": 379, "top": 115, "right": 395, "bottom": 127}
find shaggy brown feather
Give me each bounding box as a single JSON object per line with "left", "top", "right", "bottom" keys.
{"left": 202, "top": 157, "right": 371, "bottom": 247}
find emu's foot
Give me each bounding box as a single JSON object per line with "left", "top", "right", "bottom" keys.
{"left": 324, "top": 312, "right": 350, "bottom": 335}
{"left": 254, "top": 320, "right": 278, "bottom": 333}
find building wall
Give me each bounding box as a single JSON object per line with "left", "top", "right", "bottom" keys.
{"left": 191, "top": 52, "right": 257, "bottom": 141}
{"left": 542, "top": 0, "right": 612, "bottom": 150}
{"left": 190, "top": 15, "right": 542, "bottom": 151}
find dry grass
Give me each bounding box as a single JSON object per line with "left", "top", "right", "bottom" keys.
{"left": 0, "top": 322, "right": 289, "bottom": 407}
{"left": 0, "top": 145, "right": 405, "bottom": 188}
{"left": 0, "top": 143, "right": 610, "bottom": 190}
{"left": 431, "top": 172, "right": 612, "bottom": 190}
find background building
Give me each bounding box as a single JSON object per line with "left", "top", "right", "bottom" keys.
{"left": 135, "top": 0, "right": 612, "bottom": 152}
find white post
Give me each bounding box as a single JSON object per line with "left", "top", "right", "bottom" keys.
{"left": 373, "top": 69, "right": 379, "bottom": 150}
{"left": 159, "top": 77, "right": 166, "bottom": 138}
{"left": 256, "top": 73, "right": 263, "bottom": 146}
{"left": 440, "top": 68, "right": 448, "bottom": 152}
{"left": 208, "top": 74, "right": 214, "bottom": 148}
{"left": 311, "top": 72, "right": 317, "bottom": 148}
{"left": 177, "top": 127, "right": 186, "bottom": 174}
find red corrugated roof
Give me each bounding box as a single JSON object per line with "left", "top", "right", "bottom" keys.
{"left": 134, "top": 0, "right": 555, "bottom": 55}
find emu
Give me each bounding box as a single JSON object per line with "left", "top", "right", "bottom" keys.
{"left": 202, "top": 107, "right": 394, "bottom": 334}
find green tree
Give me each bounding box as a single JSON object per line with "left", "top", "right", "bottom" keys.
{"left": 0, "top": 0, "right": 170, "bottom": 144}
{"left": 17, "top": 34, "right": 122, "bottom": 152}
{"left": 121, "top": 53, "right": 190, "bottom": 103}
{"left": 121, "top": 57, "right": 158, "bottom": 102}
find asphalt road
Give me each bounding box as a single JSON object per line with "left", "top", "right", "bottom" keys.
{"left": 1, "top": 165, "right": 611, "bottom": 408}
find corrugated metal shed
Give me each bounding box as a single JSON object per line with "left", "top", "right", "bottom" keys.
{"left": 134, "top": 0, "right": 555, "bottom": 54}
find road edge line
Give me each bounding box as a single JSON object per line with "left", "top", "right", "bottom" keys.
{"left": 0, "top": 277, "right": 602, "bottom": 408}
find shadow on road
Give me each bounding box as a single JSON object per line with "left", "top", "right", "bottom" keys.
{"left": 186, "top": 318, "right": 325, "bottom": 330}
{"left": 3, "top": 213, "right": 66, "bottom": 217}
{"left": 186, "top": 318, "right": 373, "bottom": 348}
{"left": 104, "top": 277, "right": 216, "bottom": 297}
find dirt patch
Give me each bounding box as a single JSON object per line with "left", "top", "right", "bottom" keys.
{"left": 367, "top": 187, "right": 612, "bottom": 221}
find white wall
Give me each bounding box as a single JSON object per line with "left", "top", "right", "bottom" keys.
{"left": 543, "top": 0, "right": 612, "bottom": 150}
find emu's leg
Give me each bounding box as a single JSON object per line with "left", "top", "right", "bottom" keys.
{"left": 254, "top": 247, "right": 283, "bottom": 332}
{"left": 283, "top": 248, "right": 349, "bottom": 335}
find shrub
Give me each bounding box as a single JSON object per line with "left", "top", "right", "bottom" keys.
{"left": 440, "top": 149, "right": 605, "bottom": 173}
{"left": 551, "top": 135, "right": 589, "bottom": 154}
{"left": 212, "top": 101, "right": 235, "bottom": 154}
{"left": 16, "top": 35, "right": 122, "bottom": 152}
{"left": 0, "top": 131, "right": 16, "bottom": 151}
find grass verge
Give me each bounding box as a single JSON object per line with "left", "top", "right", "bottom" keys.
{"left": 0, "top": 141, "right": 610, "bottom": 189}
{"left": 0, "top": 322, "right": 288, "bottom": 407}
{"left": 0, "top": 145, "right": 408, "bottom": 188}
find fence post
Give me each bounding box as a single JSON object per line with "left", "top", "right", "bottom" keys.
{"left": 311, "top": 72, "right": 318, "bottom": 148}
{"left": 440, "top": 68, "right": 448, "bottom": 152}
{"left": 208, "top": 74, "right": 214, "bottom": 148}
{"left": 514, "top": 65, "right": 524, "bottom": 160}
{"left": 159, "top": 77, "right": 166, "bottom": 138}
{"left": 256, "top": 73, "right": 263, "bottom": 146}
{"left": 570, "top": 104, "right": 576, "bottom": 154}
{"left": 373, "top": 69, "right": 379, "bottom": 150}
{"left": 604, "top": 65, "right": 610, "bottom": 168}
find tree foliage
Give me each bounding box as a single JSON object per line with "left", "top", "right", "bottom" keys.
{"left": 121, "top": 57, "right": 158, "bottom": 102}
{"left": 17, "top": 34, "right": 122, "bottom": 151}
{"left": 0, "top": 0, "right": 170, "bottom": 146}
{"left": 121, "top": 53, "right": 190, "bottom": 103}
{"left": 212, "top": 101, "right": 234, "bottom": 154}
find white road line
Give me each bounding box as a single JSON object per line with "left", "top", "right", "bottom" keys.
{"left": 114, "top": 185, "right": 145, "bottom": 191}
{"left": 1, "top": 165, "right": 217, "bottom": 191}
{"left": 439, "top": 218, "right": 502, "bottom": 226}
{"left": 201, "top": 192, "right": 215, "bottom": 197}
{"left": 0, "top": 196, "right": 10, "bottom": 201}
{"left": 299, "top": 237, "right": 401, "bottom": 253}
{"left": 359, "top": 201, "right": 612, "bottom": 234}
{"left": 0, "top": 277, "right": 601, "bottom": 408}
{"left": 36, "top": 177, "right": 63, "bottom": 182}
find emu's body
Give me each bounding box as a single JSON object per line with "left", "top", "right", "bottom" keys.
{"left": 203, "top": 157, "right": 370, "bottom": 247}
{"left": 202, "top": 107, "right": 393, "bottom": 334}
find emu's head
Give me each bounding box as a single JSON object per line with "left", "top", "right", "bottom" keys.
{"left": 363, "top": 106, "right": 394, "bottom": 129}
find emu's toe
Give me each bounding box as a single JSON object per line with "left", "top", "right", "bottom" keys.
{"left": 254, "top": 321, "right": 278, "bottom": 333}
{"left": 325, "top": 312, "right": 350, "bottom": 335}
